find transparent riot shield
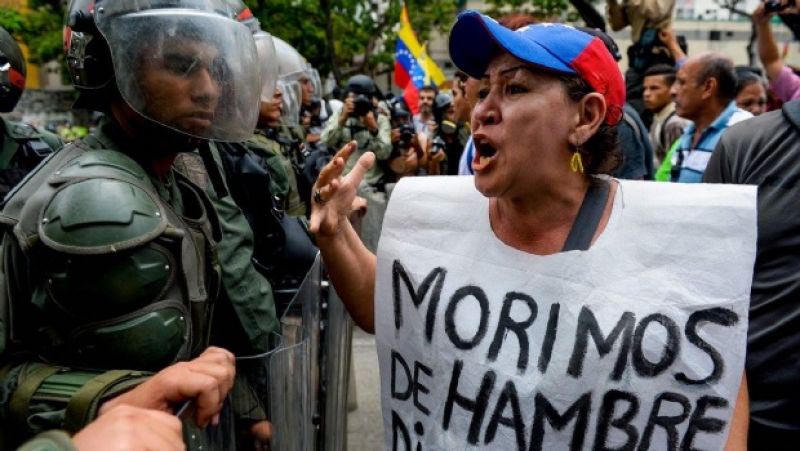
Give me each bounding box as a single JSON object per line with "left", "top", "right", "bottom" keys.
{"left": 235, "top": 254, "right": 323, "bottom": 451}
{"left": 319, "top": 281, "right": 354, "bottom": 451}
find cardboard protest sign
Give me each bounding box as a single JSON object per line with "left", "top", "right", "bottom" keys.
{"left": 375, "top": 177, "right": 756, "bottom": 451}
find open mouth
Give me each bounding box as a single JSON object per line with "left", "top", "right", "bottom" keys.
{"left": 472, "top": 137, "right": 498, "bottom": 172}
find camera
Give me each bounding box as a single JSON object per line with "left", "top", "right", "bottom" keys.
{"left": 353, "top": 94, "right": 372, "bottom": 117}
{"left": 765, "top": 0, "right": 795, "bottom": 13}
{"left": 398, "top": 124, "right": 415, "bottom": 146}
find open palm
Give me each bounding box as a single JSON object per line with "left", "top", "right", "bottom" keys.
{"left": 309, "top": 141, "right": 375, "bottom": 237}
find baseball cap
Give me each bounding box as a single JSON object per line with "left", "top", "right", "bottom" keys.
{"left": 448, "top": 10, "right": 625, "bottom": 125}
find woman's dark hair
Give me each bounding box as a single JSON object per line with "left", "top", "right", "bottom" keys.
{"left": 735, "top": 70, "right": 765, "bottom": 95}
{"left": 558, "top": 74, "right": 620, "bottom": 176}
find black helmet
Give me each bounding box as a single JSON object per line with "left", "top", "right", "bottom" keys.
{"left": 346, "top": 74, "right": 376, "bottom": 97}
{"left": 0, "top": 26, "right": 26, "bottom": 113}
{"left": 433, "top": 92, "right": 453, "bottom": 124}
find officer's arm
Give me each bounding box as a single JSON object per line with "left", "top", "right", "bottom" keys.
{"left": 0, "top": 362, "right": 150, "bottom": 440}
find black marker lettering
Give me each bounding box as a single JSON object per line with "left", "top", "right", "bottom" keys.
{"left": 392, "top": 260, "right": 447, "bottom": 341}
{"left": 568, "top": 307, "right": 635, "bottom": 380}
{"left": 487, "top": 291, "right": 538, "bottom": 372}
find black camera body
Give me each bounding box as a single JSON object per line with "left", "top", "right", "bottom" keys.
{"left": 765, "top": 0, "right": 795, "bottom": 13}
{"left": 353, "top": 94, "right": 373, "bottom": 117}
{"left": 398, "top": 124, "right": 415, "bottom": 146}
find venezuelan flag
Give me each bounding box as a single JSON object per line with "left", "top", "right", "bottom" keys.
{"left": 394, "top": 5, "right": 446, "bottom": 114}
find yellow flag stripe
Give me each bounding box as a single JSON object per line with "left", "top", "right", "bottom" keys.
{"left": 398, "top": 5, "right": 446, "bottom": 85}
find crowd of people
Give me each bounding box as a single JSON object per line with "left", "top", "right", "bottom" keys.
{"left": 0, "top": 0, "right": 799, "bottom": 449}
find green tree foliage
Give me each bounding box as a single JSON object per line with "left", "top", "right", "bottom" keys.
{"left": 245, "top": 0, "right": 456, "bottom": 82}
{"left": 0, "top": 0, "right": 64, "bottom": 64}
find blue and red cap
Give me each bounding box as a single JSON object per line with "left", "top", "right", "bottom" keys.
{"left": 448, "top": 10, "right": 625, "bottom": 125}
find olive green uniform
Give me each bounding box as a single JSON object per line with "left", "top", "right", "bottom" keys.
{"left": 0, "top": 120, "right": 278, "bottom": 447}
{"left": 246, "top": 131, "right": 306, "bottom": 217}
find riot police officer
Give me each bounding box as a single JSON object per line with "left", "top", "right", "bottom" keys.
{"left": 0, "top": 26, "right": 62, "bottom": 199}
{"left": 0, "top": 0, "right": 278, "bottom": 446}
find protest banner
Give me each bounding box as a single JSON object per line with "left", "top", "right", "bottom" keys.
{"left": 375, "top": 177, "right": 756, "bottom": 451}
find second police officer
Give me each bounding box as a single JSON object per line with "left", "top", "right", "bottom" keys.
{"left": 0, "top": 26, "right": 63, "bottom": 199}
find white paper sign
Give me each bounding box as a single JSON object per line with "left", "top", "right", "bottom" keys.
{"left": 375, "top": 177, "right": 756, "bottom": 451}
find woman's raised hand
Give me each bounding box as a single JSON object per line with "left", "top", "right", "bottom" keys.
{"left": 309, "top": 141, "right": 375, "bottom": 238}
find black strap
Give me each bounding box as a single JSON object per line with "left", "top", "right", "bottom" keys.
{"left": 561, "top": 180, "right": 611, "bottom": 252}
{"left": 199, "top": 142, "right": 229, "bottom": 198}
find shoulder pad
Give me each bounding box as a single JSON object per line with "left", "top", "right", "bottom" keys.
{"left": 51, "top": 148, "right": 151, "bottom": 185}
{"left": 38, "top": 150, "right": 167, "bottom": 255}
{"left": 6, "top": 121, "right": 38, "bottom": 140}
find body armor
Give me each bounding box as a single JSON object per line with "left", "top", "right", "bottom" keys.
{"left": 0, "top": 140, "right": 222, "bottom": 371}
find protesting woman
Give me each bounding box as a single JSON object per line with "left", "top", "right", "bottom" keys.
{"left": 311, "top": 11, "right": 752, "bottom": 450}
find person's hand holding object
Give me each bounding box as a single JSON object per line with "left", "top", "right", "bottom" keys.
{"left": 99, "top": 346, "right": 236, "bottom": 428}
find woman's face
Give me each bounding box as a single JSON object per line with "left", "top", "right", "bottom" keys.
{"left": 736, "top": 82, "right": 767, "bottom": 116}
{"left": 470, "top": 53, "right": 578, "bottom": 199}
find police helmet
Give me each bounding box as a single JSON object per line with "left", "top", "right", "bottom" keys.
{"left": 346, "top": 74, "right": 376, "bottom": 97}
{"left": 0, "top": 26, "right": 26, "bottom": 113}
{"left": 63, "top": 0, "right": 262, "bottom": 142}
{"left": 433, "top": 92, "right": 453, "bottom": 124}
{"left": 273, "top": 36, "right": 320, "bottom": 124}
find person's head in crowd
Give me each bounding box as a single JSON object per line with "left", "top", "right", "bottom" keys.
{"left": 671, "top": 53, "right": 737, "bottom": 123}
{"left": 452, "top": 70, "right": 480, "bottom": 123}
{"left": 258, "top": 88, "right": 283, "bottom": 128}
{"left": 0, "top": 26, "right": 26, "bottom": 113}
{"left": 64, "top": 0, "right": 261, "bottom": 145}
{"left": 735, "top": 70, "right": 768, "bottom": 116}
{"left": 417, "top": 85, "right": 437, "bottom": 117}
{"left": 449, "top": 12, "right": 624, "bottom": 195}
{"left": 299, "top": 73, "right": 315, "bottom": 107}
{"left": 642, "top": 64, "right": 677, "bottom": 113}
{"left": 433, "top": 92, "right": 455, "bottom": 125}
{"left": 345, "top": 74, "right": 378, "bottom": 115}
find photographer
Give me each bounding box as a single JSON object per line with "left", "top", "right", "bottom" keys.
{"left": 428, "top": 92, "right": 468, "bottom": 175}
{"left": 754, "top": 0, "right": 800, "bottom": 102}
{"left": 387, "top": 105, "right": 426, "bottom": 179}
{"left": 321, "top": 74, "right": 392, "bottom": 191}
{"left": 606, "top": 0, "right": 681, "bottom": 115}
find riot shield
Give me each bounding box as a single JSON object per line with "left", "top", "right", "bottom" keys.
{"left": 235, "top": 254, "right": 323, "bottom": 450}
{"left": 318, "top": 281, "right": 353, "bottom": 451}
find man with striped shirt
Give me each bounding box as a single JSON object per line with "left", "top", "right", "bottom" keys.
{"left": 669, "top": 53, "right": 752, "bottom": 182}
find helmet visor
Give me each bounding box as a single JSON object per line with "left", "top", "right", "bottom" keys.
{"left": 96, "top": 5, "right": 260, "bottom": 141}
{"left": 278, "top": 77, "right": 301, "bottom": 125}
{"left": 255, "top": 31, "right": 279, "bottom": 103}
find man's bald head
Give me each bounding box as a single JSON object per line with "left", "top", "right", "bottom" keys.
{"left": 686, "top": 53, "right": 738, "bottom": 103}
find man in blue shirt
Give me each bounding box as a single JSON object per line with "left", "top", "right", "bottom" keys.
{"left": 669, "top": 52, "right": 752, "bottom": 182}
